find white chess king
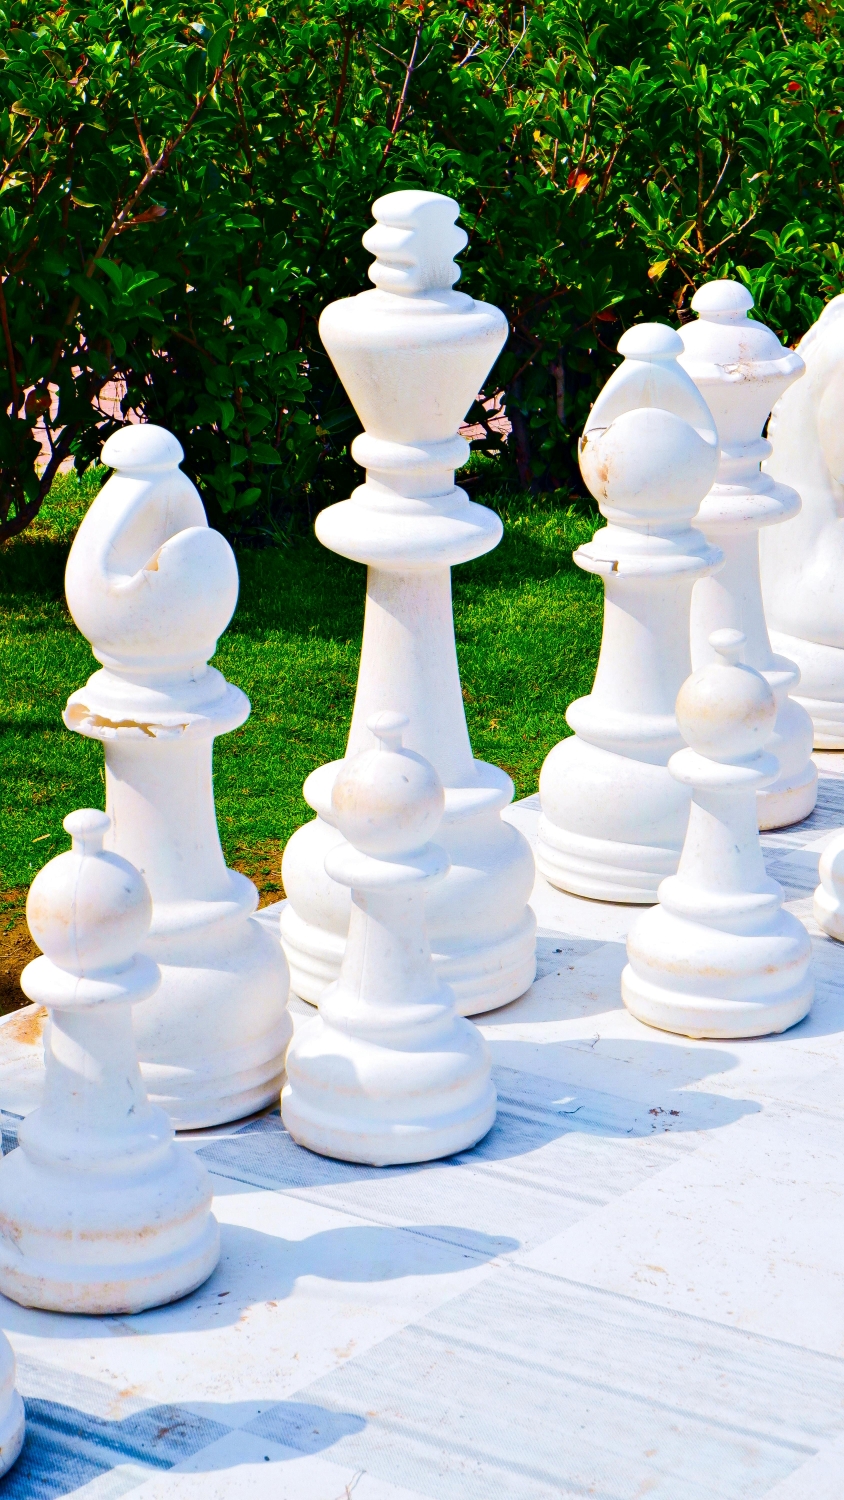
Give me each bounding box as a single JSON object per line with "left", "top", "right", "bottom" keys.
{"left": 280, "top": 189, "right": 536, "bottom": 1015}
{"left": 623, "top": 632, "right": 813, "bottom": 1039}
{"left": 678, "top": 279, "right": 816, "bottom": 829}
{"left": 63, "top": 425, "right": 291, "bottom": 1128}
{"left": 760, "top": 294, "right": 844, "bottom": 746}
{"left": 0, "top": 810, "right": 220, "bottom": 1313}
{"left": 536, "top": 322, "right": 722, "bottom": 902}
{"left": 282, "top": 712, "right": 497, "bottom": 1166}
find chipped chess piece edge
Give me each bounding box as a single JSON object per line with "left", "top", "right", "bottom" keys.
{"left": 282, "top": 712, "right": 497, "bottom": 1166}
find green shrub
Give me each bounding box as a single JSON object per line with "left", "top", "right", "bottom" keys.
{"left": 2, "top": 0, "right": 844, "bottom": 538}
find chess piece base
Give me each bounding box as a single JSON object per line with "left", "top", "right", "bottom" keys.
{"left": 282, "top": 1013, "right": 497, "bottom": 1166}
{"left": 756, "top": 758, "right": 818, "bottom": 830}
{"left": 0, "top": 1391, "right": 24, "bottom": 1478}
{"left": 622, "top": 906, "right": 813, "bottom": 1039}
{"left": 136, "top": 897, "right": 292, "bottom": 1130}
{"left": 770, "top": 630, "right": 844, "bottom": 748}
{"left": 0, "top": 1143, "right": 220, "bottom": 1314}
{"left": 536, "top": 738, "right": 689, "bottom": 904}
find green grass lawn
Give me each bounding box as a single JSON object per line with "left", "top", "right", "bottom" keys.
{"left": 0, "top": 473, "right": 603, "bottom": 916}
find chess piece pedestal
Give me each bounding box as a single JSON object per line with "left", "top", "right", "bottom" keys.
{"left": 0, "top": 1337, "right": 24, "bottom": 1478}
{"left": 623, "top": 632, "right": 813, "bottom": 1039}
{"left": 760, "top": 295, "right": 844, "bottom": 746}
{"left": 536, "top": 323, "right": 722, "bottom": 903}
{"left": 678, "top": 279, "right": 816, "bottom": 829}
{"left": 282, "top": 714, "right": 496, "bottom": 1165}
{"left": 0, "top": 811, "right": 219, "bottom": 1313}
{"left": 64, "top": 425, "right": 291, "bottom": 1128}
{"left": 281, "top": 191, "right": 536, "bottom": 1013}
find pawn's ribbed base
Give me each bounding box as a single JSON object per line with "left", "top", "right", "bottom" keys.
{"left": 282, "top": 1085, "right": 497, "bottom": 1167}
{"left": 535, "top": 817, "right": 680, "bottom": 905}
{"left": 0, "top": 1147, "right": 220, "bottom": 1314}
{"left": 622, "top": 963, "right": 813, "bottom": 1039}
{"left": 756, "top": 760, "right": 818, "bottom": 831}
{"left": 282, "top": 1013, "right": 496, "bottom": 1166}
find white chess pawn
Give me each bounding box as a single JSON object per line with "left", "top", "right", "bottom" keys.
{"left": 282, "top": 712, "right": 497, "bottom": 1166}
{"left": 536, "top": 323, "right": 722, "bottom": 902}
{"left": 280, "top": 189, "right": 536, "bottom": 1016}
{"left": 64, "top": 425, "right": 291, "bottom": 1128}
{"left": 623, "top": 631, "right": 813, "bottom": 1039}
{"left": 677, "top": 279, "right": 816, "bottom": 828}
{"left": 0, "top": 810, "right": 220, "bottom": 1313}
{"left": 0, "top": 1336, "right": 24, "bottom": 1477}
{"left": 760, "top": 294, "right": 844, "bottom": 746}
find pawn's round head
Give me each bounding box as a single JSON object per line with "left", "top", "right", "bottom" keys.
{"left": 331, "top": 713, "right": 445, "bottom": 857}
{"left": 26, "top": 809, "right": 153, "bottom": 975}
{"left": 675, "top": 630, "right": 776, "bottom": 762}
{"left": 690, "top": 279, "right": 754, "bottom": 324}
{"left": 100, "top": 423, "right": 184, "bottom": 474}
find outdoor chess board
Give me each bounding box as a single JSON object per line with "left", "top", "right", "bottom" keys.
{"left": 1, "top": 758, "right": 844, "bottom": 1498}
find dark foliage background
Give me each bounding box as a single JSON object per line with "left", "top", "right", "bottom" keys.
{"left": 2, "top": 0, "right": 843, "bottom": 538}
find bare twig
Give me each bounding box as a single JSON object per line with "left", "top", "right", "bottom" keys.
{"left": 382, "top": 19, "right": 423, "bottom": 160}
{"left": 457, "top": 35, "right": 487, "bottom": 67}
{"left": 0, "top": 121, "right": 40, "bottom": 191}
{"left": 0, "top": 283, "right": 20, "bottom": 412}
{"left": 328, "top": 21, "right": 353, "bottom": 156}
{"left": 487, "top": 7, "right": 528, "bottom": 90}
{"left": 702, "top": 149, "right": 732, "bottom": 212}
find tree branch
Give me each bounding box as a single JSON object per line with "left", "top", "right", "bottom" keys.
{"left": 382, "top": 19, "right": 423, "bottom": 159}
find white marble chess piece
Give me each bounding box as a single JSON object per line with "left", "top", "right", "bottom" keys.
{"left": 677, "top": 279, "right": 816, "bottom": 829}
{"left": 760, "top": 294, "right": 844, "bottom": 746}
{"left": 64, "top": 425, "right": 291, "bottom": 1128}
{"left": 282, "top": 712, "right": 497, "bottom": 1166}
{"left": 0, "top": 810, "right": 220, "bottom": 1313}
{"left": 623, "top": 631, "right": 813, "bottom": 1039}
{"left": 536, "top": 323, "right": 722, "bottom": 903}
{"left": 280, "top": 189, "right": 536, "bottom": 1015}
{"left": 0, "top": 1336, "right": 24, "bottom": 1477}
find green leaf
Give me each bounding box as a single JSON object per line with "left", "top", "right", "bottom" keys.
{"left": 206, "top": 27, "right": 230, "bottom": 71}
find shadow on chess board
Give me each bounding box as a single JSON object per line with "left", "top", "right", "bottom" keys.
{"left": 0, "top": 1386, "right": 364, "bottom": 1497}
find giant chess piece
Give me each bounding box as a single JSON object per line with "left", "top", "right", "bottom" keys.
{"left": 0, "top": 810, "right": 220, "bottom": 1313}
{"left": 677, "top": 279, "right": 816, "bottom": 828}
{"left": 623, "top": 632, "right": 813, "bottom": 1039}
{"left": 280, "top": 190, "right": 536, "bottom": 1015}
{"left": 64, "top": 425, "right": 292, "bottom": 1129}
{"left": 760, "top": 295, "right": 844, "bottom": 746}
{"left": 536, "top": 324, "right": 722, "bottom": 902}
{"left": 0, "top": 1336, "right": 24, "bottom": 1478}
{"left": 282, "top": 713, "right": 496, "bottom": 1165}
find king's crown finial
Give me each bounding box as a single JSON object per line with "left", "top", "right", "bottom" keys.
{"left": 363, "top": 191, "right": 468, "bottom": 296}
